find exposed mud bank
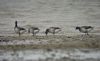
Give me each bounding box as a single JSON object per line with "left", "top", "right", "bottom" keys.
{"left": 0, "top": 35, "right": 100, "bottom": 49}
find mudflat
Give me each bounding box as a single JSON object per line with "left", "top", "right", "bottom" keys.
{"left": 0, "top": 34, "right": 100, "bottom": 50}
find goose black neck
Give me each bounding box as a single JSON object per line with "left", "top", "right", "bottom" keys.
{"left": 15, "top": 21, "right": 18, "bottom": 27}
{"left": 45, "top": 29, "right": 49, "bottom": 35}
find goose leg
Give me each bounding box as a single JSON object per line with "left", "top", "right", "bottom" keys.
{"left": 53, "top": 30, "right": 56, "bottom": 38}
{"left": 81, "top": 34, "right": 85, "bottom": 40}
{"left": 28, "top": 28, "right": 30, "bottom": 33}
{"left": 53, "top": 32, "right": 55, "bottom": 38}
{"left": 32, "top": 31, "right": 35, "bottom": 36}
{"left": 86, "top": 32, "right": 89, "bottom": 36}
{"left": 18, "top": 32, "right": 21, "bottom": 37}
{"left": 46, "top": 33, "right": 48, "bottom": 36}
{"left": 32, "top": 33, "right": 34, "bottom": 36}
{"left": 81, "top": 33, "right": 86, "bottom": 40}
{"left": 53, "top": 33, "right": 55, "bottom": 35}
{"left": 87, "top": 32, "right": 93, "bottom": 38}
{"left": 53, "top": 30, "right": 55, "bottom": 35}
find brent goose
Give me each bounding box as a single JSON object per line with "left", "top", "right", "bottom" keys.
{"left": 28, "top": 26, "right": 40, "bottom": 36}
{"left": 45, "top": 27, "right": 61, "bottom": 36}
{"left": 14, "top": 21, "right": 26, "bottom": 36}
{"left": 76, "top": 26, "right": 94, "bottom": 36}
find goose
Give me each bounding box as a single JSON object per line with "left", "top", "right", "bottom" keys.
{"left": 45, "top": 27, "right": 61, "bottom": 36}
{"left": 76, "top": 26, "right": 94, "bottom": 36}
{"left": 14, "top": 21, "right": 26, "bottom": 36}
{"left": 28, "top": 26, "right": 40, "bottom": 36}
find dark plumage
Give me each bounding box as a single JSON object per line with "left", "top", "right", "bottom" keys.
{"left": 45, "top": 27, "right": 61, "bottom": 36}
{"left": 14, "top": 21, "right": 26, "bottom": 36}
{"left": 76, "top": 26, "right": 94, "bottom": 35}
{"left": 28, "top": 27, "right": 40, "bottom": 36}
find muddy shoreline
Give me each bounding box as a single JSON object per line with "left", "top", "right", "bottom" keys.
{"left": 0, "top": 35, "right": 100, "bottom": 50}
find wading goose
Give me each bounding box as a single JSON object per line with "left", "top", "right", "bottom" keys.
{"left": 28, "top": 27, "right": 40, "bottom": 36}
{"left": 45, "top": 27, "right": 61, "bottom": 36}
{"left": 14, "top": 21, "right": 26, "bottom": 36}
{"left": 76, "top": 26, "right": 94, "bottom": 36}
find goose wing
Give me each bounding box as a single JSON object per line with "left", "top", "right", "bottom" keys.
{"left": 18, "top": 27, "right": 26, "bottom": 30}
{"left": 81, "top": 26, "right": 93, "bottom": 33}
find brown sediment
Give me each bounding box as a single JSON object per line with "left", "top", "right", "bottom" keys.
{"left": 0, "top": 35, "right": 100, "bottom": 50}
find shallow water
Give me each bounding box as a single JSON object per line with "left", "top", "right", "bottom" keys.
{"left": 0, "top": 0, "right": 100, "bottom": 35}
{"left": 0, "top": 49, "right": 100, "bottom": 61}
